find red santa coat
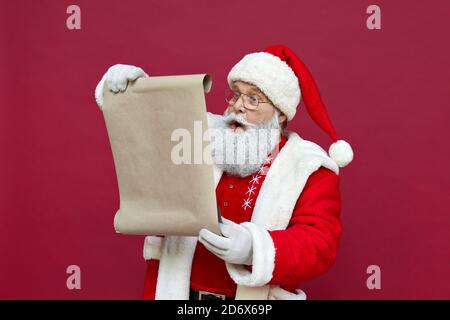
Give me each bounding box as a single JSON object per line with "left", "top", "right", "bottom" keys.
{"left": 142, "top": 130, "right": 341, "bottom": 300}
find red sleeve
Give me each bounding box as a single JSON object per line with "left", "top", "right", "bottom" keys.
{"left": 268, "top": 167, "right": 342, "bottom": 286}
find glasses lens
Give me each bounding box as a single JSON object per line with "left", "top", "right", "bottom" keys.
{"left": 243, "top": 95, "right": 258, "bottom": 109}
{"left": 225, "top": 89, "right": 237, "bottom": 104}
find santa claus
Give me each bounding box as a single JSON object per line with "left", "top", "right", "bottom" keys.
{"left": 95, "top": 45, "right": 354, "bottom": 300}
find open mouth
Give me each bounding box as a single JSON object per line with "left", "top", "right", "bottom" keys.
{"left": 229, "top": 120, "right": 244, "bottom": 131}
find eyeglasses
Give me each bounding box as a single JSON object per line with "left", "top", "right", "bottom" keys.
{"left": 224, "top": 88, "right": 271, "bottom": 110}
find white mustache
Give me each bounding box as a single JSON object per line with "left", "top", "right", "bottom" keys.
{"left": 222, "top": 112, "right": 257, "bottom": 129}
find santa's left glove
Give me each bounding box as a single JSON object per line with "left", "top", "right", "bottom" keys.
{"left": 199, "top": 218, "right": 253, "bottom": 265}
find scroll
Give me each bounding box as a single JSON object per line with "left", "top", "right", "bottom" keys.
{"left": 101, "top": 74, "right": 221, "bottom": 236}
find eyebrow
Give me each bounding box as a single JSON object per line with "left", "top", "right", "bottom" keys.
{"left": 232, "top": 85, "right": 264, "bottom": 97}
{"left": 248, "top": 88, "right": 263, "bottom": 96}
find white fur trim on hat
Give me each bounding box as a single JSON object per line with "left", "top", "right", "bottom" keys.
{"left": 227, "top": 52, "right": 301, "bottom": 121}
{"left": 328, "top": 140, "right": 353, "bottom": 168}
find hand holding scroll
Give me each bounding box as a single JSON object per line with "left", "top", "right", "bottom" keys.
{"left": 95, "top": 64, "right": 149, "bottom": 108}
{"left": 199, "top": 218, "right": 253, "bottom": 265}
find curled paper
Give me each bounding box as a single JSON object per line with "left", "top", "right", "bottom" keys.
{"left": 101, "top": 74, "right": 220, "bottom": 236}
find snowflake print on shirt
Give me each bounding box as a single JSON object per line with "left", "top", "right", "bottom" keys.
{"left": 246, "top": 185, "right": 257, "bottom": 196}
{"left": 242, "top": 198, "right": 252, "bottom": 210}
{"left": 258, "top": 166, "right": 268, "bottom": 176}
{"left": 239, "top": 136, "right": 286, "bottom": 211}
{"left": 241, "top": 157, "right": 274, "bottom": 210}
{"left": 250, "top": 175, "right": 261, "bottom": 185}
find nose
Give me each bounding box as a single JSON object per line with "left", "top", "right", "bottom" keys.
{"left": 231, "top": 95, "right": 246, "bottom": 114}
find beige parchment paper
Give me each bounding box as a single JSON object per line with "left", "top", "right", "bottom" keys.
{"left": 101, "top": 74, "right": 220, "bottom": 236}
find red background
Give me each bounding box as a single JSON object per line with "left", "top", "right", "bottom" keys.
{"left": 1, "top": 0, "right": 449, "bottom": 299}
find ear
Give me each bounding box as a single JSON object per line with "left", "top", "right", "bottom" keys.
{"left": 278, "top": 112, "right": 287, "bottom": 125}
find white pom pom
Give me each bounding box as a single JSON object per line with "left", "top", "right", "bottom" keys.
{"left": 329, "top": 140, "right": 353, "bottom": 168}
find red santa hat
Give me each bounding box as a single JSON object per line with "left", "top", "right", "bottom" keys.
{"left": 227, "top": 44, "right": 353, "bottom": 168}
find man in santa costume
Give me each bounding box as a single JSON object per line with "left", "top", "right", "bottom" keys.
{"left": 95, "top": 45, "right": 354, "bottom": 300}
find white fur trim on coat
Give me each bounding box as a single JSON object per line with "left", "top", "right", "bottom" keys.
{"left": 226, "top": 222, "right": 276, "bottom": 287}
{"left": 268, "top": 286, "right": 307, "bottom": 300}
{"left": 250, "top": 131, "right": 339, "bottom": 231}
{"left": 227, "top": 52, "right": 301, "bottom": 121}
{"left": 154, "top": 236, "right": 197, "bottom": 300}
{"left": 143, "top": 236, "right": 163, "bottom": 260}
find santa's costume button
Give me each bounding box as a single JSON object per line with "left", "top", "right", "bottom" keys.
{"left": 223, "top": 201, "right": 230, "bottom": 207}
{"left": 229, "top": 184, "right": 234, "bottom": 189}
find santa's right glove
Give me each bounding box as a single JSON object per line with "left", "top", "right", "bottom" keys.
{"left": 199, "top": 217, "right": 253, "bottom": 266}
{"left": 94, "top": 64, "right": 148, "bottom": 109}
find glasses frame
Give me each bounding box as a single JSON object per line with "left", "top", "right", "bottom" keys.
{"left": 224, "top": 88, "right": 272, "bottom": 111}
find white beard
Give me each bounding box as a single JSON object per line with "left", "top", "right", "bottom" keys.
{"left": 211, "top": 110, "right": 281, "bottom": 177}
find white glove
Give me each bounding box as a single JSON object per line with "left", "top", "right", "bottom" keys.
{"left": 94, "top": 64, "right": 148, "bottom": 109}
{"left": 199, "top": 218, "right": 253, "bottom": 265}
